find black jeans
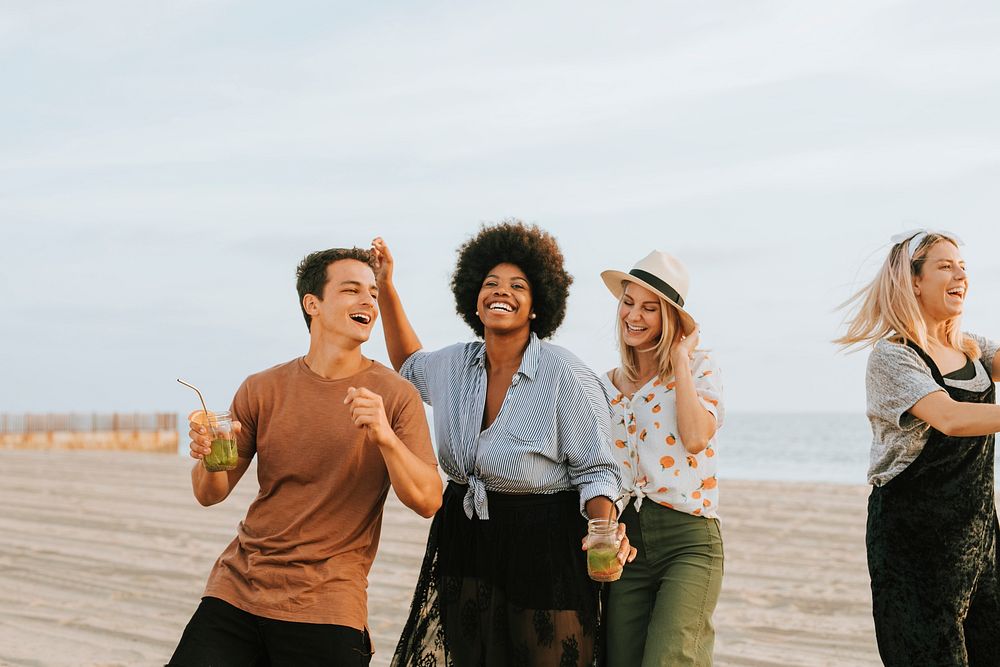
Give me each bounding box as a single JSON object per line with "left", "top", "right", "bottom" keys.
{"left": 168, "top": 597, "right": 372, "bottom": 667}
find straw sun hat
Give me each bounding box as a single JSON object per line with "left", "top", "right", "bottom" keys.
{"left": 601, "top": 250, "right": 697, "bottom": 335}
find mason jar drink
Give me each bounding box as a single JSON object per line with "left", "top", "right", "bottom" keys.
{"left": 197, "top": 410, "right": 238, "bottom": 472}
{"left": 586, "top": 518, "right": 623, "bottom": 582}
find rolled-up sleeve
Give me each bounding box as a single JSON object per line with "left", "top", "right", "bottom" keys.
{"left": 692, "top": 351, "right": 725, "bottom": 429}
{"left": 399, "top": 349, "right": 436, "bottom": 405}
{"left": 400, "top": 344, "right": 469, "bottom": 406}
{"left": 867, "top": 341, "right": 945, "bottom": 428}
{"left": 557, "top": 367, "right": 623, "bottom": 516}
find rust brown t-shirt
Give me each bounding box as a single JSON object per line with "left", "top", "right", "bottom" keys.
{"left": 203, "top": 357, "right": 436, "bottom": 629}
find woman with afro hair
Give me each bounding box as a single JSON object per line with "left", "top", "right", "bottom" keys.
{"left": 372, "top": 221, "right": 633, "bottom": 667}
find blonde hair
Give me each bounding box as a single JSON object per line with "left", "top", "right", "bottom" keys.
{"left": 835, "top": 232, "right": 979, "bottom": 358}
{"left": 616, "top": 288, "right": 684, "bottom": 384}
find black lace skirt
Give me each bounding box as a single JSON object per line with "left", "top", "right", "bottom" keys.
{"left": 391, "top": 481, "right": 604, "bottom": 667}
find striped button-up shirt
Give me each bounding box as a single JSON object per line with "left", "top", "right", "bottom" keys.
{"left": 400, "top": 332, "right": 622, "bottom": 519}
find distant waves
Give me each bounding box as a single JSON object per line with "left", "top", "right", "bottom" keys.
{"left": 720, "top": 413, "right": 872, "bottom": 485}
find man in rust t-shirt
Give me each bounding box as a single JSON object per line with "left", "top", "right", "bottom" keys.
{"left": 169, "top": 248, "right": 441, "bottom": 666}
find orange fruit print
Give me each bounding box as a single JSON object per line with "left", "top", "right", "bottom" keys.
{"left": 702, "top": 476, "right": 718, "bottom": 490}
{"left": 639, "top": 429, "right": 647, "bottom": 441}
{"left": 666, "top": 434, "right": 676, "bottom": 445}
{"left": 651, "top": 404, "right": 662, "bottom": 414}
{"left": 614, "top": 439, "right": 626, "bottom": 449}
{"left": 705, "top": 447, "right": 715, "bottom": 457}
{"left": 659, "top": 455, "right": 674, "bottom": 469}
{"left": 687, "top": 455, "right": 698, "bottom": 468}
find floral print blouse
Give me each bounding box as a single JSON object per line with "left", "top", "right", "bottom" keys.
{"left": 601, "top": 350, "right": 724, "bottom": 518}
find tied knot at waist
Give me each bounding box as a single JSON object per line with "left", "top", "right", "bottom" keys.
{"left": 631, "top": 487, "right": 647, "bottom": 512}
{"left": 462, "top": 475, "right": 490, "bottom": 520}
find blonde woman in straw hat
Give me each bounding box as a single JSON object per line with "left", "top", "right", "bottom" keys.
{"left": 837, "top": 230, "right": 1000, "bottom": 666}
{"left": 597, "top": 251, "right": 724, "bottom": 667}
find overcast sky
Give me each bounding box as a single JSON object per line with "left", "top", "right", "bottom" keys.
{"left": 2, "top": 0, "right": 999, "bottom": 419}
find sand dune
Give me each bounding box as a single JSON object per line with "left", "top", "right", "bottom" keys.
{"left": 0, "top": 450, "right": 882, "bottom": 666}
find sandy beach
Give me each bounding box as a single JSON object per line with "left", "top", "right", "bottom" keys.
{"left": 0, "top": 450, "right": 882, "bottom": 667}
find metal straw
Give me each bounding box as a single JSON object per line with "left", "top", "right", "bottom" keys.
{"left": 176, "top": 378, "right": 209, "bottom": 419}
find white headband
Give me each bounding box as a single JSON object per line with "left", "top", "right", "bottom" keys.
{"left": 890, "top": 228, "right": 964, "bottom": 260}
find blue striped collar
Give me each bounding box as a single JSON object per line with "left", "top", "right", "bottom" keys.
{"left": 470, "top": 331, "right": 541, "bottom": 381}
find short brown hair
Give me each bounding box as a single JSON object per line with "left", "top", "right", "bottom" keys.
{"left": 295, "top": 248, "right": 374, "bottom": 331}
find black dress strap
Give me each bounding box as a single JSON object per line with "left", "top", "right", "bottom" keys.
{"left": 902, "top": 340, "right": 946, "bottom": 386}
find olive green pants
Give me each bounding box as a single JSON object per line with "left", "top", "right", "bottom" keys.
{"left": 607, "top": 501, "right": 724, "bottom": 667}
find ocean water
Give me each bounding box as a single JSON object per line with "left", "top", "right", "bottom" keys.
{"left": 718, "top": 412, "right": 872, "bottom": 485}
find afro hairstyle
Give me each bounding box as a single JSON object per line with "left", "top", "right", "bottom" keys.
{"left": 450, "top": 220, "right": 572, "bottom": 339}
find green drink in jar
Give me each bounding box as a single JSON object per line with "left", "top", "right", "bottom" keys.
{"left": 586, "top": 519, "right": 623, "bottom": 582}
{"left": 190, "top": 409, "right": 238, "bottom": 472}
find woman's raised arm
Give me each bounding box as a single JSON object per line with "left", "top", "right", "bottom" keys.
{"left": 372, "top": 237, "right": 423, "bottom": 371}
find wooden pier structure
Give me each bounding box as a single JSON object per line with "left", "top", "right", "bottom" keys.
{"left": 0, "top": 413, "right": 178, "bottom": 453}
